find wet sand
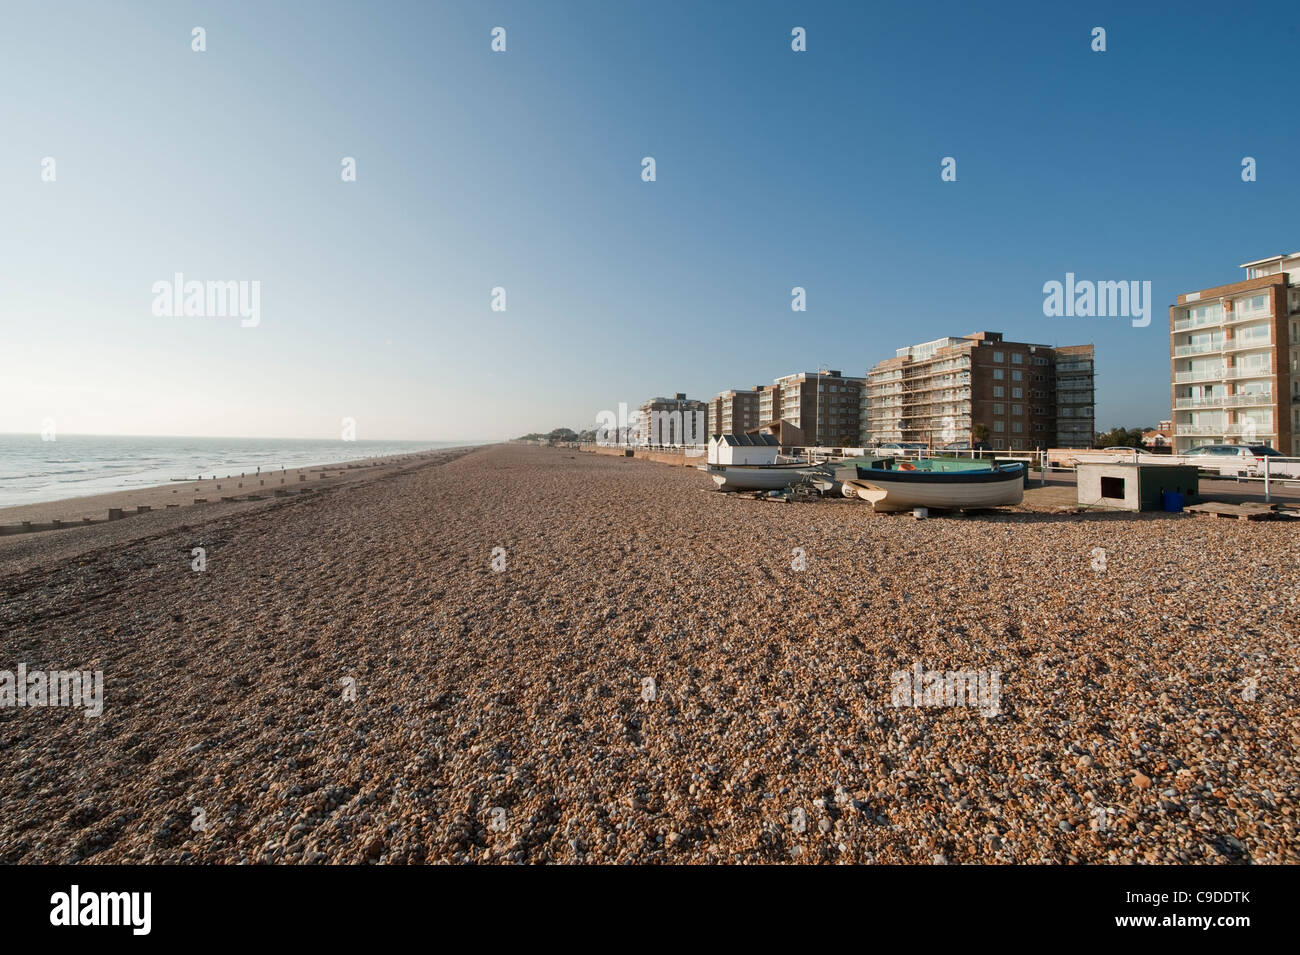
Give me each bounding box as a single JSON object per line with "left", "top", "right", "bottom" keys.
{"left": 0, "top": 450, "right": 457, "bottom": 528}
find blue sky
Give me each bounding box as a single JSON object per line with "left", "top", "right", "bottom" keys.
{"left": 2, "top": 0, "right": 1296, "bottom": 440}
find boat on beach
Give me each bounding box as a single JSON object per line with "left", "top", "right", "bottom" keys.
{"left": 705, "top": 432, "right": 844, "bottom": 491}
{"left": 706, "top": 461, "right": 835, "bottom": 491}
{"left": 799, "top": 457, "right": 891, "bottom": 497}
{"left": 844, "top": 457, "right": 1025, "bottom": 512}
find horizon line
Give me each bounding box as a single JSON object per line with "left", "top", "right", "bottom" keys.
{"left": 0, "top": 431, "right": 502, "bottom": 444}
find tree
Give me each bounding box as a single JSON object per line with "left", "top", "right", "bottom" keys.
{"left": 971, "top": 423, "right": 990, "bottom": 445}
{"left": 1094, "top": 426, "right": 1148, "bottom": 448}
{"left": 515, "top": 427, "right": 582, "bottom": 444}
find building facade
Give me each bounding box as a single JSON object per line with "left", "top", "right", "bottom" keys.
{"left": 706, "top": 388, "right": 761, "bottom": 437}
{"left": 1053, "top": 345, "right": 1096, "bottom": 448}
{"left": 636, "top": 393, "right": 708, "bottom": 446}
{"left": 765, "top": 370, "right": 865, "bottom": 447}
{"left": 1142, "top": 420, "right": 1173, "bottom": 448}
{"left": 862, "top": 332, "right": 1095, "bottom": 450}
{"left": 757, "top": 384, "right": 781, "bottom": 431}
{"left": 1169, "top": 252, "right": 1300, "bottom": 454}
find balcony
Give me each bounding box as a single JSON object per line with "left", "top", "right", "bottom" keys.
{"left": 1174, "top": 366, "right": 1272, "bottom": 383}
{"left": 1173, "top": 308, "right": 1271, "bottom": 331}
{"left": 1172, "top": 313, "right": 1223, "bottom": 332}
{"left": 1176, "top": 423, "right": 1275, "bottom": 437}
{"left": 1173, "top": 341, "right": 1222, "bottom": 357}
{"left": 1173, "top": 334, "right": 1271, "bottom": 358}
{"left": 1173, "top": 393, "right": 1273, "bottom": 410}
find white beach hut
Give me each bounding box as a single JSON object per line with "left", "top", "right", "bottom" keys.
{"left": 708, "top": 432, "right": 782, "bottom": 466}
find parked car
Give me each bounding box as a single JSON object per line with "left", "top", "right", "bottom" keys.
{"left": 1181, "top": 444, "right": 1297, "bottom": 478}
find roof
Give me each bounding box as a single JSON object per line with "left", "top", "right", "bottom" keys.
{"left": 1238, "top": 253, "right": 1300, "bottom": 268}
{"left": 714, "top": 432, "right": 779, "bottom": 447}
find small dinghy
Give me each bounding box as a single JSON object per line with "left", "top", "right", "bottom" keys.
{"left": 844, "top": 457, "right": 1025, "bottom": 512}
{"left": 707, "top": 461, "right": 836, "bottom": 492}
{"left": 797, "top": 457, "right": 891, "bottom": 498}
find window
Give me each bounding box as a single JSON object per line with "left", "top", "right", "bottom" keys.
{"left": 1012, "top": 404, "right": 1023, "bottom": 416}
{"left": 1012, "top": 387, "right": 1023, "bottom": 399}
{"left": 1235, "top": 293, "right": 1268, "bottom": 315}
{"left": 1012, "top": 370, "right": 1023, "bottom": 381}
{"left": 1012, "top": 421, "right": 1023, "bottom": 433}
{"left": 994, "top": 421, "right": 1005, "bottom": 432}
{"left": 992, "top": 369, "right": 1004, "bottom": 380}
{"left": 1012, "top": 353, "right": 1023, "bottom": 364}
{"left": 993, "top": 386, "right": 1004, "bottom": 398}
{"left": 993, "top": 403, "right": 1004, "bottom": 414}
{"left": 993, "top": 352, "right": 1004, "bottom": 362}
{"left": 993, "top": 438, "right": 1006, "bottom": 450}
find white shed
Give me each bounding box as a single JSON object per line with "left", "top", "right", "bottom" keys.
{"left": 708, "top": 432, "right": 782, "bottom": 465}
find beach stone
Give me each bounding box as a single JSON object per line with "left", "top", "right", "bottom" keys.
{"left": 2, "top": 444, "right": 1297, "bottom": 866}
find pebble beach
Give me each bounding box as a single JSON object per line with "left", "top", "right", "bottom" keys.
{"left": 1, "top": 444, "right": 1296, "bottom": 864}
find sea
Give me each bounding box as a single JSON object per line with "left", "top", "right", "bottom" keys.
{"left": 0, "top": 434, "right": 483, "bottom": 508}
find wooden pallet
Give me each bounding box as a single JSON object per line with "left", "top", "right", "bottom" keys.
{"left": 1184, "top": 501, "right": 1282, "bottom": 522}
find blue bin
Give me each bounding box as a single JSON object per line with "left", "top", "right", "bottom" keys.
{"left": 1161, "top": 490, "right": 1184, "bottom": 513}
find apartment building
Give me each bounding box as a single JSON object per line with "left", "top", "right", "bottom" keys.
{"left": 764, "top": 370, "right": 866, "bottom": 447}
{"left": 1169, "top": 252, "right": 1300, "bottom": 454}
{"left": 757, "top": 384, "right": 781, "bottom": 431}
{"left": 862, "top": 332, "right": 1095, "bottom": 450}
{"left": 706, "top": 388, "right": 762, "bottom": 437}
{"left": 1054, "top": 345, "right": 1096, "bottom": 448}
{"left": 636, "top": 393, "right": 708, "bottom": 446}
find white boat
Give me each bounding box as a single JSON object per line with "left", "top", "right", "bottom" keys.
{"left": 844, "top": 459, "right": 1025, "bottom": 512}
{"left": 706, "top": 462, "right": 834, "bottom": 491}
{"left": 803, "top": 457, "right": 890, "bottom": 497}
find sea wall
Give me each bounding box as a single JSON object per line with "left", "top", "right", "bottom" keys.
{"left": 582, "top": 446, "right": 702, "bottom": 468}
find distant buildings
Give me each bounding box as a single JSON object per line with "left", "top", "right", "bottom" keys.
{"left": 636, "top": 393, "right": 708, "bottom": 446}
{"left": 1142, "top": 420, "right": 1173, "bottom": 448}
{"left": 706, "top": 388, "right": 761, "bottom": 438}
{"left": 768, "top": 370, "right": 865, "bottom": 447}
{"left": 1169, "top": 252, "right": 1299, "bottom": 454}
{"left": 862, "top": 332, "right": 1095, "bottom": 450}
{"left": 706, "top": 371, "right": 864, "bottom": 447}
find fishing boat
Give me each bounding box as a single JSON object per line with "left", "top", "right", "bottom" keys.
{"left": 799, "top": 457, "right": 891, "bottom": 497}
{"left": 706, "top": 461, "right": 835, "bottom": 491}
{"left": 844, "top": 457, "right": 1025, "bottom": 512}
